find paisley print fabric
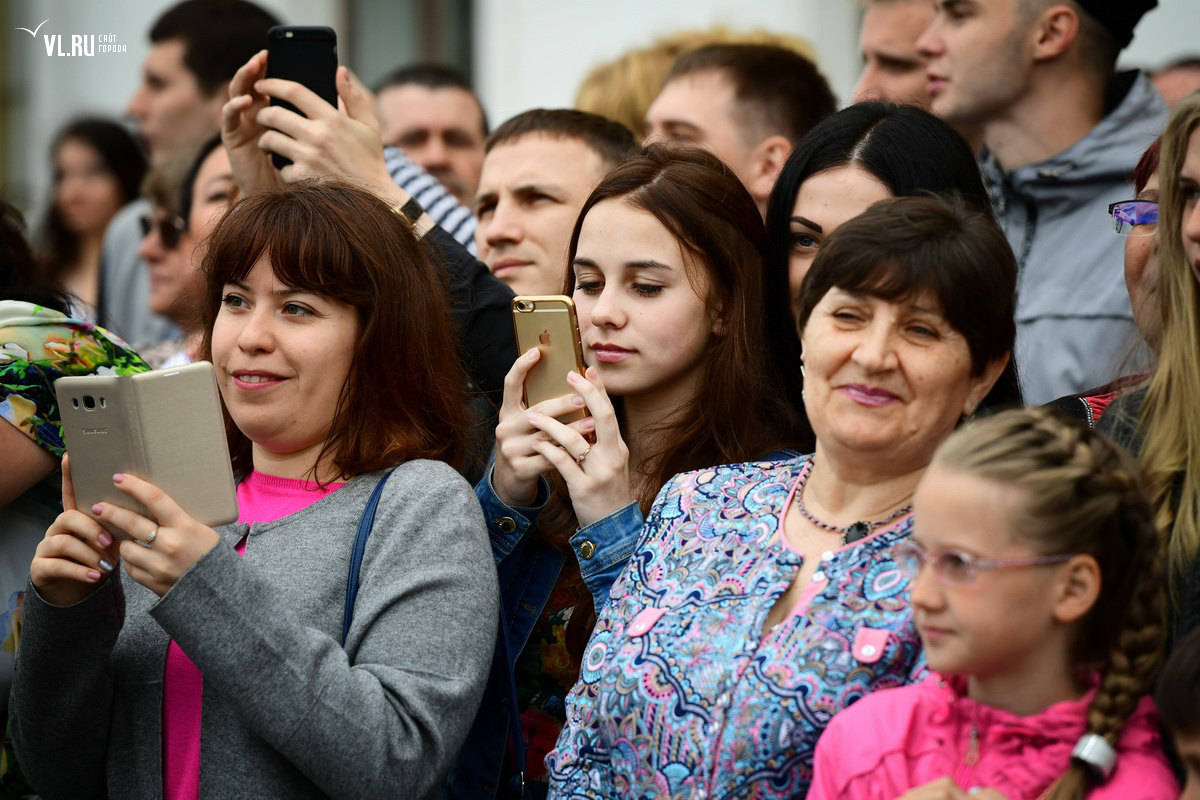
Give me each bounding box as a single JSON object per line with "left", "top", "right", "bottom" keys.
{"left": 547, "top": 456, "right": 925, "bottom": 799}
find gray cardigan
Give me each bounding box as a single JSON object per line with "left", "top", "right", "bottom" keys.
{"left": 9, "top": 461, "right": 499, "bottom": 799}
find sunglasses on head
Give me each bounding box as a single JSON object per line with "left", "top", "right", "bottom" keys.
{"left": 139, "top": 212, "right": 187, "bottom": 250}
{"left": 1107, "top": 200, "right": 1157, "bottom": 236}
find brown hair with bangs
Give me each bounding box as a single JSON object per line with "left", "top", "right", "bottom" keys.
{"left": 548, "top": 142, "right": 811, "bottom": 657}
{"left": 565, "top": 141, "right": 812, "bottom": 499}
{"left": 199, "top": 179, "right": 470, "bottom": 478}
{"left": 796, "top": 194, "right": 1023, "bottom": 410}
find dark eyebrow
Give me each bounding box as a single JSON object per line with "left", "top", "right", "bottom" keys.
{"left": 791, "top": 215, "right": 823, "bottom": 234}
{"left": 572, "top": 258, "right": 674, "bottom": 272}
{"left": 226, "top": 278, "right": 312, "bottom": 298}
{"left": 835, "top": 288, "right": 942, "bottom": 317}
{"left": 513, "top": 183, "right": 565, "bottom": 198}
{"left": 906, "top": 302, "right": 941, "bottom": 315}
{"left": 472, "top": 191, "right": 497, "bottom": 208}
{"left": 657, "top": 120, "right": 703, "bottom": 136}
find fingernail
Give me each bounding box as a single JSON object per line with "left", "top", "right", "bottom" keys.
{"left": 91, "top": 503, "right": 103, "bottom": 516}
{"left": 567, "top": 370, "right": 581, "bottom": 382}
{"left": 99, "top": 532, "right": 112, "bottom": 547}
{"left": 99, "top": 559, "right": 113, "bottom": 573}
{"left": 580, "top": 418, "right": 595, "bottom": 431}
{"left": 112, "top": 473, "right": 125, "bottom": 484}
{"left": 528, "top": 411, "right": 542, "bottom": 422}
{"left": 572, "top": 395, "right": 585, "bottom": 406}
{"left": 587, "top": 367, "right": 599, "bottom": 380}
{"left": 87, "top": 571, "right": 102, "bottom": 581}
{"left": 254, "top": 80, "right": 265, "bottom": 90}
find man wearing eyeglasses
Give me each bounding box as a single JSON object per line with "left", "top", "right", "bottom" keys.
{"left": 917, "top": 0, "right": 1165, "bottom": 404}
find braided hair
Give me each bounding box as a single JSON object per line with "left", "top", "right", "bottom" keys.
{"left": 934, "top": 408, "right": 1167, "bottom": 800}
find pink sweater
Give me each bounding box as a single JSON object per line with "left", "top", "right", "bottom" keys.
{"left": 809, "top": 674, "right": 1178, "bottom": 800}
{"left": 162, "top": 471, "right": 344, "bottom": 800}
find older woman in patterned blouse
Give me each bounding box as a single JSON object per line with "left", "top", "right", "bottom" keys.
{"left": 546, "top": 196, "right": 1021, "bottom": 799}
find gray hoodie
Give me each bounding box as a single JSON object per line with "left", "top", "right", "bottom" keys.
{"left": 981, "top": 70, "right": 1166, "bottom": 404}
{"left": 10, "top": 462, "right": 498, "bottom": 799}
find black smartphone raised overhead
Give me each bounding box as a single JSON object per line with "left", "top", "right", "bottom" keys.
{"left": 265, "top": 25, "right": 337, "bottom": 170}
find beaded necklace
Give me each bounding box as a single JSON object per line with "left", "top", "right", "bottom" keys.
{"left": 794, "top": 457, "right": 913, "bottom": 545}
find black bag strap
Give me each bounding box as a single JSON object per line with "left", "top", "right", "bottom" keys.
{"left": 342, "top": 469, "right": 395, "bottom": 647}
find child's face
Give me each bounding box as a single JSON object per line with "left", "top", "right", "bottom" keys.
{"left": 1176, "top": 731, "right": 1200, "bottom": 800}
{"left": 908, "top": 464, "right": 1078, "bottom": 681}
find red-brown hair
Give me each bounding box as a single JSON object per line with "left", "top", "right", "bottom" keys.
{"left": 199, "top": 179, "right": 470, "bottom": 479}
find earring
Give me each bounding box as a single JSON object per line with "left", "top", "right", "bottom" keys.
{"left": 800, "top": 362, "right": 806, "bottom": 404}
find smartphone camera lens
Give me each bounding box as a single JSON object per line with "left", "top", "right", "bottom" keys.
{"left": 516, "top": 300, "right": 534, "bottom": 312}
{"left": 83, "top": 395, "right": 96, "bottom": 411}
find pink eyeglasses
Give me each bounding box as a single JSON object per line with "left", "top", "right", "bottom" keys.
{"left": 893, "top": 540, "right": 1077, "bottom": 587}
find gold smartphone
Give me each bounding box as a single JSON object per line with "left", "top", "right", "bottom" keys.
{"left": 55, "top": 361, "right": 239, "bottom": 539}
{"left": 512, "top": 295, "right": 587, "bottom": 422}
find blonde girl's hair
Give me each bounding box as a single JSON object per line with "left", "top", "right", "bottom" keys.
{"left": 934, "top": 408, "right": 1167, "bottom": 800}
{"left": 1136, "top": 92, "right": 1200, "bottom": 613}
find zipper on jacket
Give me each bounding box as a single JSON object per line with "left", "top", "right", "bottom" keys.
{"left": 954, "top": 722, "right": 980, "bottom": 788}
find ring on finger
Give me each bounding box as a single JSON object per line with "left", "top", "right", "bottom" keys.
{"left": 576, "top": 447, "right": 591, "bottom": 465}
{"left": 136, "top": 528, "right": 158, "bottom": 548}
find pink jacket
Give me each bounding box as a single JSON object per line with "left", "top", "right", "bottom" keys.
{"left": 808, "top": 674, "right": 1178, "bottom": 800}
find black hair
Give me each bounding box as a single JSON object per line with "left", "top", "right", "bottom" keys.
{"left": 796, "top": 195, "right": 1022, "bottom": 411}
{"left": 664, "top": 43, "right": 837, "bottom": 147}
{"left": 372, "top": 63, "right": 488, "bottom": 135}
{"left": 179, "top": 135, "right": 226, "bottom": 227}
{"left": 5, "top": 202, "right": 71, "bottom": 314}
{"left": 485, "top": 108, "right": 638, "bottom": 169}
{"left": 149, "top": 0, "right": 281, "bottom": 95}
{"left": 762, "top": 102, "right": 994, "bottom": 408}
{"left": 39, "top": 117, "right": 148, "bottom": 287}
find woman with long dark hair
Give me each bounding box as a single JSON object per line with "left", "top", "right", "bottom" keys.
{"left": 456, "top": 143, "right": 809, "bottom": 796}
{"left": 38, "top": 118, "right": 147, "bottom": 317}
{"left": 762, "top": 101, "right": 1019, "bottom": 412}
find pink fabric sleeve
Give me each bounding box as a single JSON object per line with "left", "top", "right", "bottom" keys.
{"left": 162, "top": 472, "right": 343, "bottom": 800}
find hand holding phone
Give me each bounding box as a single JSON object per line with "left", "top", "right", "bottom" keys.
{"left": 265, "top": 26, "right": 338, "bottom": 169}
{"left": 55, "top": 362, "right": 238, "bottom": 540}
{"left": 512, "top": 295, "right": 587, "bottom": 421}
{"left": 29, "top": 454, "right": 122, "bottom": 607}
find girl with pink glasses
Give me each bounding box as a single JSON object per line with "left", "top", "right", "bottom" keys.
{"left": 809, "top": 408, "right": 1177, "bottom": 800}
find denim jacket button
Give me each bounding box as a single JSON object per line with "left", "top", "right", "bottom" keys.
{"left": 578, "top": 540, "right": 597, "bottom": 559}
{"left": 494, "top": 516, "right": 517, "bottom": 534}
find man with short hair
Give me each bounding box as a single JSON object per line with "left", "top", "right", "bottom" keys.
{"left": 373, "top": 63, "right": 487, "bottom": 205}
{"left": 918, "top": 0, "right": 1165, "bottom": 404}
{"left": 854, "top": 0, "right": 984, "bottom": 150}
{"left": 128, "top": 0, "right": 279, "bottom": 165}
{"left": 104, "top": 0, "right": 279, "bottom": 346}
{"left": 473, "top": 109, "right": 637, "bottom": 297}
{"left": 644, "top": 43, "right": 836, "bottom": 214}
{"left": 854, "top": 0, "right": 937, "bottom": 109}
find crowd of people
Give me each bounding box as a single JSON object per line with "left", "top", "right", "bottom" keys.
{"left": 3, "top": 0, "right": 1200, "bottom": 798}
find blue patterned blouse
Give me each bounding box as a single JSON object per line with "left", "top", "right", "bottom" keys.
{"left": 546, "top": 455, "right": 925, "bottom": 799}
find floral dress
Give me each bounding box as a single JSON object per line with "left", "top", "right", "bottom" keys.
{"left": 546, "top": 456, "right": 925, "bottom": 799}
{"left": 0, "top": 299, "right": 148, "bottom": 794}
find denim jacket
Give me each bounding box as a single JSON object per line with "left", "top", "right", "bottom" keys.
{"left": 443, "top": 465, "right": 644, "bottom": 799}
